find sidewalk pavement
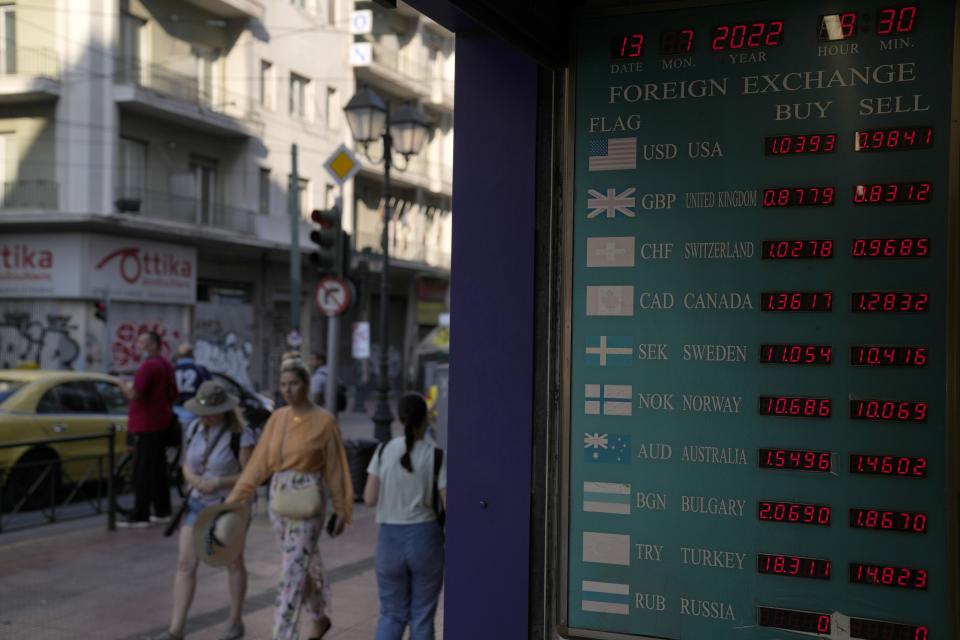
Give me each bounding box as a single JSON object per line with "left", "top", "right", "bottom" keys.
{"left": 0, "top": 411, "right": 443, "bottom": 640}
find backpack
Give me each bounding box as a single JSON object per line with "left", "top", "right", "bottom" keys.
{"left": 432, "top": 448, "right": 445, "bottom": 530}
{"left": 375, "top": 442, "right": 445, "bottom": 528}
{"left": 185, "top": 420, "right": 242, "bottom": 464}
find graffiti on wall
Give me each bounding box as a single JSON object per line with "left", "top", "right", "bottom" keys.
{"left": 194, "top": 303, "right": 255, "bottom": 388}
{"left": 110, "top": 321, "right": 182, "bottom": 371}
{"left": 195, "top": 329, "right": 254, "bottom": 388}
{"left": 0, "top": 311, "right": 81, "bottom": 369}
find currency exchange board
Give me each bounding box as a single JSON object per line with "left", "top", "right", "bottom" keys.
{"left": 566, "top": 1, "right": 957, "bottom": 638}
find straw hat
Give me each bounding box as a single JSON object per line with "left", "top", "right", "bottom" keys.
{"left": 184, "top": 380, "right": 239, "bottom": 416}
{"left": 192, "top": 502, "right": 250, "bottom": 567}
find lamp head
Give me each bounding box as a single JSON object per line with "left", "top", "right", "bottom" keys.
{"left": 344, "top": 86, "right": 388, "bottom": 145}
{"left": 389, "top": 101, "right": 430, "bottom": 158}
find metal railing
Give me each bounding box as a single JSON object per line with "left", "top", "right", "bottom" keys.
{"left": 0, "top": 180, "right": 58, "bottom": 209}
{"left": 0, "top": 46, "right": 59, "bottom": 79}
{"left": 355, "top": 229, "right": 451, "bottom": 270}
{"left": 0, "top": 428, "right": 116, "bottom": 533}
{"left": 115, "top": 188, "right": 257, "bottom": 234}
{"left": 115, "top": 57, "right": 254, "bottom": 121}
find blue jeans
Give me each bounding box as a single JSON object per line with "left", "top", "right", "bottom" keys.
{"left": 374, "top": 521, "right": 444, "bottom": 640}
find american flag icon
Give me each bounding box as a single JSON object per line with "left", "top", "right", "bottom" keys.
{"left": 589, "top": 137, "right": 637, "bottom": 172}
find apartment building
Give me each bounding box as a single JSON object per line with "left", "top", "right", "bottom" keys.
{"left": 343, "top": 1, "right": 453, "bottom": 396}
{"left": 0, "top": 0, "right": 453, "bottom": 393}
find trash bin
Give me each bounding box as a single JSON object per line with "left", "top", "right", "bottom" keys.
{"left": 343, "top": 438, "right": 380, "bottom": 502}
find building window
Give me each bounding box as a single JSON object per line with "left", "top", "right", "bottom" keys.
{"left": 259, "top": 59, "right": 274, "bottom": 110}
{"left": 195, "top": 46, "right": 221, "bottom": 108}
{"left": 324, "top": 183, "right": 335, "bottom": 210}
{"left": 290, "top": 176, "right": 310, "bottom": 218}
{"left": 325, "top": 86, "right": 338, "bottom": 129}
{"left": 327, "top": 0, "right": 336, "bottom": 26}
{"left": 0, "top": 5, "right": 15, "bottom": 75}
{"left": 259, "top": 167, "right": 271, "bottom": 215}
{"left": 117, "top": 137, "right": 146, "bottom": 201}
{"left": 119, "top": 12, "right": 144, "bottom": 83}
{"left": 289, "top": 73, "right": 309, "bottom": 119}
{"left": 190, "top": 156, "right": 218, "bottom": 225}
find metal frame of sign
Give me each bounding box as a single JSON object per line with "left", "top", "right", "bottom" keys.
{"left": 551, "top": 1, "right": 960, "bottom": 639}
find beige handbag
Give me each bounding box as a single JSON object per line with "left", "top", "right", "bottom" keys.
{"left": 269, "top": 417, "right": 323, "bottom": 519}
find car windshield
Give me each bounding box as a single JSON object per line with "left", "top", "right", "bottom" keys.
{"left": 0, "top": 380, "right": 26, "bottom": 404}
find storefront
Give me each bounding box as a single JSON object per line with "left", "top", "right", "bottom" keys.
{"left": 0, "top": 233, "right": 195, "bottom": 373}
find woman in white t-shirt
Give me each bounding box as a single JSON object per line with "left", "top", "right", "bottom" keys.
{"left": 364, "top": 393, "right": 447, "bottom": 640}
{"left": 152, "top": 381, "right": 256, "bottom": 640}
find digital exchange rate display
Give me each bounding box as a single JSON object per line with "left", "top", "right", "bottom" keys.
{"left": 569, "top": 1, "right": 954, "bottom": 639}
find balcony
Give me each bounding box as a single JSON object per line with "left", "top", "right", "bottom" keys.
{"left": 114, "top": 188, "right": 256, "bottom": 235}
{"left": 0, "top": 180, "right": 58, "bottom": 210}
{"left": 355, "top": 40, "right": 432, "bottom": 101}
{"left": 114, "top": 59, "right": 259, "bottom": 138}
{"left": 0, "top": 47, "right": 60, "bottom": 104}
{"left": 183, "top": 0, "right": 263, "bottom": 19}
{"left": 355, "top": 228, "right": 451, "bottom": 271}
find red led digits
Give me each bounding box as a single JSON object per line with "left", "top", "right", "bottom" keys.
{"left": 850, "top": 454, "right": 927, "bottom": 478}
{"left": 851, "top": 346, "right": 928, "bottom": 367}
{"left": 818, "top": 12, "right": 857, "bottom": 40}
{"left": 850, "top": 617, "right": 929, "bottom": 640}
{"left": 877, "top": 6, "right": 919, "bottom": 36}
{"left": 853, "top": 182, "right": 931, "bottom": 204}
{"left": 850, "top": 563, "right": 928, "bottom": 590}
{"left": 759, "top": 448, "right": 832, "bottom": 472}
{"left": 850, "top": 399, "right": 928, "bottom": 423}
{"left": 758, "top": 501, "right": 831, "bottom": 525}
{"left": 762, "top": 240, "right": 833, "bottom": 259}
{"left": 764, "top": 133, "right": 837, "bottom": 155}
{"left": 759, "top": 397, "right": 832, "bottom": 418}
{"left": 852, "top": 237, "right": 930, "bottom": 258}
{"left": 611, "top": 34, "right": 644, "bottom": 58}
{"left": 855, "top": 126, "right": 934, "bottom": 151}
{"left": 758, "top": 607, "right": 831, "bottom": 635}
{"left": 711, "top": 20, "right": 784, "bottom": 51}
{"left": 850, "top": 508, "right": 927, "bottom": 533}
{"left": 760, "top": 345, "right": 832, "bottom": 365}
{"left": 758, "top": 554, "right": 831, "bottom": 579}
{"left": 762, "top": 186, "right": 835, "bottom": 207}
{"left": 659, "top": 28, "right": 695, "bottom": 55}
{"left": 852, "top": 291, "right": 929, "bottom": 313}
{"left": 761, "top": 292, "right": 833, "bottom": 312}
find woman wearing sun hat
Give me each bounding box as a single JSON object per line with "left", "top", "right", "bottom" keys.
{"left": 151, "top": 380, "right": 257, "bottom": 640}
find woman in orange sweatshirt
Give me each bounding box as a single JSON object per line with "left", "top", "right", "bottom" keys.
{"left": 226, "top": 354, "right": 352, "bottom": 640}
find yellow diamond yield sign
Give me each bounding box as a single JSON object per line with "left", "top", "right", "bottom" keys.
{"left": 324, "top": 144, "right": 361, "bottom": 185}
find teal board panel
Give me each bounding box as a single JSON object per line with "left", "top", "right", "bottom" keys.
{"left": 568, "top": 1, "right": 955, "bottom": 639}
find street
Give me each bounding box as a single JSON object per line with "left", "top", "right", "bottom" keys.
{"left": 0, "top": 413, "right": 442, "bottom": 640}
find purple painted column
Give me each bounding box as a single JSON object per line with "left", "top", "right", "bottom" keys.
{"left": 445, "top": 31, "right": 538, "bottom": 638}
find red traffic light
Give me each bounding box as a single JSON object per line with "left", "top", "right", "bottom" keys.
{"left": 311, "top": 207, "right": 339, "bottom": 229}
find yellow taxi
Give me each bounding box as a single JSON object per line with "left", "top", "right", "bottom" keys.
{"left": 0, "top": 370, "right": 128, "bottom": 506}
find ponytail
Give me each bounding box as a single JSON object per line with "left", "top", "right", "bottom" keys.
{"left": 397, "top": 392, "right": 427, "bottom": 473}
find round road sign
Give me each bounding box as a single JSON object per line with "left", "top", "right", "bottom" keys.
{"left": 315, "top": 276, "right": 350, "bottom": 317}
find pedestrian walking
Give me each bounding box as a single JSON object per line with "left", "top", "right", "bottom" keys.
{"left": 174, "top": 343, "right": 212, "bottom": 405}
{"left": 364, "top": 393, "right": 447, "bottom": 640}
{"left": 151, "top": 381, "right": 256, "bottom": 640}
{"left": 226, "top": 353, "right": 353, "bottom": 640}
{"left": 119, "top": 331, "right": 178, "bottom": 527}
{"left": 308, "top": 352, "right": 328, "bottom": 405}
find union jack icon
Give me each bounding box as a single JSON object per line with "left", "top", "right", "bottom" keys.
{"left": 587, "top": 188, "right": 636, "bottom": 219}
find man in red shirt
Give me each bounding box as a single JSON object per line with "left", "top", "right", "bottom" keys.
{"left": 119, "top": 331, "right": 178, "bottom": 527}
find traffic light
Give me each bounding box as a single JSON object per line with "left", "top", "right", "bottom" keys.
{"left": 94, "top": 299, "right": 107, "bottom": 322}
{"left": 309, "top": 202, "right": 351, "bottom": 276}
{"left": 309, "top": 205, "right": 339, "bottom": 273}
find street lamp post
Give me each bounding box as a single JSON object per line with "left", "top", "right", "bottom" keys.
{"left": 344, "top": 87, "right": 430, "bottom": 441}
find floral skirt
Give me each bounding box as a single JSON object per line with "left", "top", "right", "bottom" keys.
{"left": 268, "top": 470, "right": 329, "bottom": 640}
